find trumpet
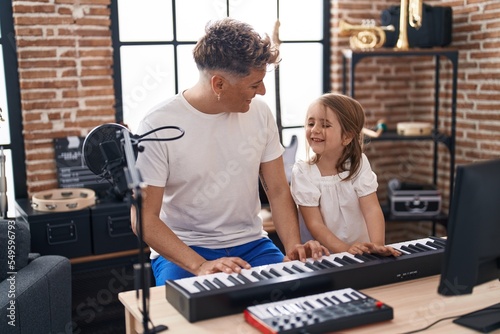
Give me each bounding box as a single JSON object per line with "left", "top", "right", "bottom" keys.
{"left": 339, "top": 19, "right": 395, "bottom": 50}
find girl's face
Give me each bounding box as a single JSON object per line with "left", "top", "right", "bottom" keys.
{"left": 305, "top": 101, "right": 349, "bottom": 158}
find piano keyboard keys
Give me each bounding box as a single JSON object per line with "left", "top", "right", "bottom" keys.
{"left": 166, "top": 237, "right": 446, "bottom": 322}
{"left": 172, "top": 237, "right": 444, "bottom": 294}
{"left": 227, "top": 275, "right": 242, "bottom": 286}
{"left": 244, "top": 288, "right": 394, "bottom": 333}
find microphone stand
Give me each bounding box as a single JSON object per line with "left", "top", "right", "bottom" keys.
{"left": 121, "top": 130, "right": 167, "bottom": 334}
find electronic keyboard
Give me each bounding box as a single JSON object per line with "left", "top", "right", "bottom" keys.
{"left": 244, "top": 287, "right": 393, "bottom": 333}
{"left": 165, "top": 236, "right": 445, "bottom": 322}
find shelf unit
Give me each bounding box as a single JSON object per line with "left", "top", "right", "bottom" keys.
{"left": 341, "top": 48, "right": 458, "bottom": 235}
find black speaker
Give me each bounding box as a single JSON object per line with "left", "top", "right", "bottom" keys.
{"left": 381, "top": 4, "right": 452, "bottom": 48}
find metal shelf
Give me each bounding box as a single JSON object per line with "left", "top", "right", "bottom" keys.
{"left": 342, "top": 48, "right": 459, "bottom": 235}
{"left": 365, "top": 130, "right": 453, "bottom": 150}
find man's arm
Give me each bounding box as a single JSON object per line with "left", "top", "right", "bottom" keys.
{"left": 260, "top": 157, "right": 327, "bottom": 261}
{"left": 131, "top": 185, "right": 250, "bottom": 275}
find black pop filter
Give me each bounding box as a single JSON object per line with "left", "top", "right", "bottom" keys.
{"left": 83, "top": 123, "right": 184, "bottom": 199}
{"left": 83, "top": 123, "right": 129, "bottom": 176}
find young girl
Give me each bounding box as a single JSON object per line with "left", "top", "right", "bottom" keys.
{"left": 291, "top": 93, "right": 400, "bottom": 257}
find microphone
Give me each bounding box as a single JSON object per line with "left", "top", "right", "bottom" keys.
{"left": 83, "top": 123, "right": 132, "bottom": 199}
{"left": 82, "top": 123, "right": 185, "bottom": 200}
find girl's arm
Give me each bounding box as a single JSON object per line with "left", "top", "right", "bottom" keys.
{"left": 359, "top": 192, "right": 386, "bottom": 245}
{"left": 359, "top": 192, "right": 401, "bottom": 256}
{"left": 261, "top": 158, "right": 328, "bottom": 261}
{"left": 299, "top": 205, "right": 352, "bottom": 253}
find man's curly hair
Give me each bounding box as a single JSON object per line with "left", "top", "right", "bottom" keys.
{"left": 193, "top": 18, "right": 280, "bottom": 77}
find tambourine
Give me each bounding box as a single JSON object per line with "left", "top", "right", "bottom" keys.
{"left": 31, "top": 188, "right": 96, "bottom": 212}
{"left": 397, "top": 122, "right": 432, "bottom": 136}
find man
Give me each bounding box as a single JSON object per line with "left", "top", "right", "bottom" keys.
{"left": 133, "top": 18, "right": 327, "bottom": 285}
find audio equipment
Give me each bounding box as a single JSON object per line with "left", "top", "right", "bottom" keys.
{"left": 83, "top": 124, "right": 133, "bottom": 199}
{"left": 83, "top": 122, "right": 183, "bottom": 334}
{"left": 82, "top": 123, "right": 184, "bottom": 199}
{"left": 244, "top": 287, "right": 393, "bottom": 333}
{"left": 166, "top": 237, "right": 445, "bottom": 322}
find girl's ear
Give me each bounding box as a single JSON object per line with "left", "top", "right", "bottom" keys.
{"left": 342, "top": 133, "right": 354, "bottom": 146}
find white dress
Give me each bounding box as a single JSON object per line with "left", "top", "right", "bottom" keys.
{"left": 290, "top": 154, "right": 378, "bottom": 245}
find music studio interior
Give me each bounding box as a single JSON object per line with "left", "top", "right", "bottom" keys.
{"left": 1, "top": 0, "right": 499, "bottom": 333}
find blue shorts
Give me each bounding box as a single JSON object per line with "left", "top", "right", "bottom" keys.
{"left": 151, "top": 237, "right": 284, "bottom": 286}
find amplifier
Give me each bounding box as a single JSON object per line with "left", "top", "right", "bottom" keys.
{"left": 381, "top": 4, "right": 452, "bottom": 48}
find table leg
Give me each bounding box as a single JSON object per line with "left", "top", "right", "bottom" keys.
{"left": 124, "top": 309, "right": 137, "bottom": 334}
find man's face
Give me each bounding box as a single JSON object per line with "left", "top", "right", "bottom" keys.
{"left": 220, "top": 68, "right": 267, "bottom": 113}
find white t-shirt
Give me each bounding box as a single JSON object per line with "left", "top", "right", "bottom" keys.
{"left": 290, "top": 154, "right": 378, "bottom": 245}
{"left": 135, "top": 92, "right": 284, "bottom": 259}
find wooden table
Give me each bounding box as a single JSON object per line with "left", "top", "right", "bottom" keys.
{"left": 119, "top": 275, "right": 500, "bottom": 333}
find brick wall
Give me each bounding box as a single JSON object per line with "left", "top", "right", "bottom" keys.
{"left": 332, "top": 1, "right": 451, "bottom": 240}
{"left": 332, "top": 0, "right": 500, "bottom": 240}
{"left": 10, "top": 1, "right": 500, "bottom": 234}
{"left": 12, "top": 0, "right": 114, "bottom": 194}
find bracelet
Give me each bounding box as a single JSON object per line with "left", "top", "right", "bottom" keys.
{"left": 376, "top": 122, "right": 387, "bottom": 131}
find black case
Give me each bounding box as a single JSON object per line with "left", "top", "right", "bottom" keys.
{"left": 388, "top": 182, "right": 441, "bottom": 216}
{"left": 381, "top": 4, "right": 453, "bottom": 48}
{"left": 15, "top": 198, "right": 92, "bottom": 258}
{"left": 89, "top": 200, "right": 139, "bottom": 255}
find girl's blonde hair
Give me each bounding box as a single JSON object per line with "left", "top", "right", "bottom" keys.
{"left": 307, "top": 93, "right": 365, "bottom": 181}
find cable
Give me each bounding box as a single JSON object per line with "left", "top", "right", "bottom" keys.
{"left": 136, "top": 125, "right": 185, "bottom": 142}
{"left": 399, "top": 315, "right": 460, "bottom": 334}
{"left": 399, "top": 305, "right": 500, "bottom": 334}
